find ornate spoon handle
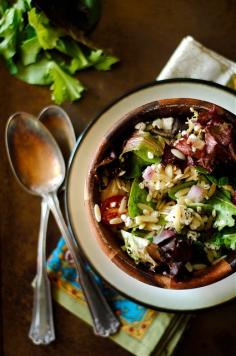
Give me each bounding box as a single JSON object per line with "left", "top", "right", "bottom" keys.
{"left": 29, "top": 199, "right": 55, "bottom": 345}
{"left": 46, "top": 192, "right": 120, "bottom": 336}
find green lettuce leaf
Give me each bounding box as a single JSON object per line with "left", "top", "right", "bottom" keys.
{"left": 0, "top": 0, "right": 118, "bottom": 104}
{"left": 56, "top": 38, "right": 89, "bottom": 73}
{"left": 93, "top": 53, "right": 119, "bottom": 71}
{"left": 88, "top": 48, "right": 103, "bottom": 63}
{"left": 208, "top": 190, "right": 236, "bottom": 230}
{"left": 16, "top": 56, "right": 84, "bottom": 103}
{"left": 15, "top": 56, "right": 52, "bottom": 84}
{"left": 209, "top": 228, "right": 236, "bottom": 250}
{"left": 88, "top": 49, "right": 119, "bottom": 70}
{"left": 121, "top": 230, "right": 156, "bottom": 268}
{"left": 0, "top": 0, "right": 28, "bottom": 73}
{"left": 20, "top": 25, "right": 41, "bottom": 65}
{"left": 0, "top": 0, "right": 9, "bottom": 16}
{"left": 56, "top": 37, "right": 87, "bottom": 59}
{"left": 56, "top": 40, "right": 119, "bottom": 73}
{"left": 28, "top": 7, "right": 62, "bottom": 49}
{"left": 48, "top": 62, "right": 85, "bottom": 104}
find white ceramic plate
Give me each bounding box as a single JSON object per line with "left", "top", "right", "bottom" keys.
{"left": 66, "top": 79, "right": 236, "bottom": 311}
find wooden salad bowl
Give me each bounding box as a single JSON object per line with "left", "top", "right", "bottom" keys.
{"left": 86, "top": 98, "right": 236, "bottom": 289}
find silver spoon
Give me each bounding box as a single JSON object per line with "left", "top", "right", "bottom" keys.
{"left": 26, "top": 106, "right": 77, "bottom": 345}
{"left": 38, "top": 105, "right": 76, "bottom": 167}
{"left": 5, "top": 113, "right": 120, "bottom": 338}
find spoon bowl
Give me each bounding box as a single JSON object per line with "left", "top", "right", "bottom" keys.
{"left": 6, "top": 112, "right": 65, "bottom": 196}
{"left": 38, "top": 105, "right": 76, "bottom": 164}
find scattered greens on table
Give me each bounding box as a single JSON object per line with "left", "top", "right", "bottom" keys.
{"left": 0, "top": 0, "right": 119, "bottom": 104}
{"left": 95, "top": 107, "right": 236, "bottom": 279}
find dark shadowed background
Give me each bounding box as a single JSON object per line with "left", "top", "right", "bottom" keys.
{"left": 1, "top": 0, "right": 236, "bottom": 355}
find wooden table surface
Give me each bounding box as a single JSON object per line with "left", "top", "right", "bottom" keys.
{"left": 1, "top": 1, "right": 236, "bottom": 355}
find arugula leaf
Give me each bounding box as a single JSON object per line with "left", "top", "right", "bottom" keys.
{"left": 196, "top": 166, "right": 229, "bottom": 186}
{"left": 125, "top": 153, "right": 148, "bottom": 179}
{"left": 121, "top": 132, "right": 163, "bottom": 164}
{"left": 168, "top": 181, "right": 196, "bottom": 200}
{"left": 158, "top": 214, "right": 167, "bottom": 225}
{"left": 128, "top": 178, "right": 152, "bottom": 217}
{"left": 134, "top": 149, "right": 160, "bottom": 164}
{"left": 208, "top": 189, "right": 236, "bottom": 230}
{"left": 218, "top": 177, "right": 229, "bottom": 186}
{"left": 28, "top": 7, "right": 62, "bottom": 49}
{"left": 220, "top": 189, "right": 231, "bottom": 200}
{"left": 207, "top": 175, "right": 229, "bottom": 186}
{"left": 187, "top": 202, "right": 212, "bottom": 212}
{"left": 209, "top": 228, "right": 236, "bottom": 250}
{"left": 131, "top": 229, "right": 151, "bottom": 238}
{"left": 195, "top": 166, "right": 210, "bottom": 175}
{"left": 205, "top": 174, "right": 218, "bottom": 185}
{"left": 48, "top": 62, "right": 85, "bottom": 104}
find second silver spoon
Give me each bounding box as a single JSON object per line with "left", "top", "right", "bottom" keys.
{"left": 28, "top": 106, "right": 76, "bottom": 344}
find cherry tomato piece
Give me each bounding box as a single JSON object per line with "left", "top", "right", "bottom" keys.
{"left": 101, "top": 195, "right": 126, "bottom": 225}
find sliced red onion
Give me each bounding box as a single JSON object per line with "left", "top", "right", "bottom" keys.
{"left": 122, "top": 132, "right": 162, "bottom": 156}
{"left": 153, "top": 229, "right": 176, "bottom": 244}
{"left": 142, "top": 166, "right": 155, "bottom": 181}
{"left": 187, "top": 185, "right": 205, "bottom": 203}
{"left": 232, "top": 191, "right": 236, "bottom": 205}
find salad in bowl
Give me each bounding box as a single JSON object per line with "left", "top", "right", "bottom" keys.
{"left": 87, "top": 98, "right": 236, "bottom": 289}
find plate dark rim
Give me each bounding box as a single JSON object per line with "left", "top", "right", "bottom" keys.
{"left": 64, "top": 78, "right": 236, "bottom": 313}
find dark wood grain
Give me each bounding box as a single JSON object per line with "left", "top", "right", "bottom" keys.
{"left": 1, "top": 0, "right": 236, "bottom": 355}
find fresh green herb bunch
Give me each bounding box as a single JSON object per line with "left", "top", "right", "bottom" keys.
{"left": 0, "top": 0, "right": 119, "bottom": 104}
